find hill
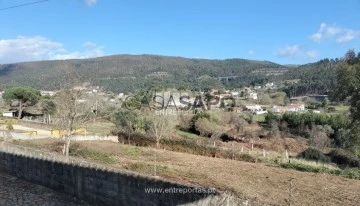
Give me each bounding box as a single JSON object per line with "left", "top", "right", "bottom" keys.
{"left": 281, "top": 58, "right": 338, "bottom": 97}
{"left": 0, "top": 54, "right": 288, "bottom": 93}
{"left": 0, "top": 54, "right": 339, "bottom": 95}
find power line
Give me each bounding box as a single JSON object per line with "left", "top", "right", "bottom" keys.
{"left": 0, "top": 0, "right": 49, "bottom": 11}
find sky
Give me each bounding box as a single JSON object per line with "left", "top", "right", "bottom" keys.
{"left": 0, "top": 0, "right": 360, "bottom": 64}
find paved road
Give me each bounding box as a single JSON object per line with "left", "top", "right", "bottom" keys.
{"left": 0, "top": 171, "right": 91, "bottom": 206}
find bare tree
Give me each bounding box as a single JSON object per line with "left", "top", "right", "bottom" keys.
{"left": 147, "top": 115, "right": 174, "bottom": 148}
{"left": 53, "top": 89, "right": 94, "bottom": 156}
{"left": 52, "top": 63, "right": 95, "bottom": 156}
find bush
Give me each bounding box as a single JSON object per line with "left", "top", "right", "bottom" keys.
{"left": 6, "top": 123, "right": 14, "bottom": 130}
{"left": 280, "top": 162, "right": 360, "bottom": 180}
{"left": 327, "top": 149, "right": 360, "bottom": 168}
{"left": 195, "top": 117, "right": 222, "bottom": 138}
{"left": 69, "top": 142, "right": 81, "bottom": 155}
{"left": 297, "top": 148, "right": 330, "bottom": 163}
{"left": 327, "top": 107, "right": 336, "bottom": 112}
{"left": 69, "top": 142, "right": 116, "bottom": 164}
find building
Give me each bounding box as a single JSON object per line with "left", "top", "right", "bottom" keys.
{"left": 273, "top": 104, "right": 305, "bottom": 113}
{"left": 232, "top": 107, "right": 243, "bottom": 113}
{"left": 230, "top": 91, "right": 239, "bottom": 97}
{"left": 248, "top": 92, "right": 258, "bottom": 100}
{"left": 272, "top": 106, "right": 286, "bottom": 113}
{"left": 2, "top": 111, "right": 16, "bottom": 118}
{"left": 219, "top": 93, "right": 232, "bottom": 99}
{"left": 40, "top": 91, "right": 55, "bottom": 96}
{"left": 245, "top": 105, "right": 262, "bottom": 112}
{"left": 265, "top": 82, "right": 274, "bottom": 88}
{"left": 254, "top": 110, "right": 268, "bottom": 115}
{"left": 286, "top": 104, "right": 305, "bottom": 112}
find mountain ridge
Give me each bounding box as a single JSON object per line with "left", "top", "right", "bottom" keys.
{"left": 0, "top": 54, "right": 335, "bottom": 94}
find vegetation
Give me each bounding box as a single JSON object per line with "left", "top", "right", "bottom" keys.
{"left": 2, "top": 86, "right": 41, "bottom": 119}
{"left": 297, "top": 148, "right": 330, "bottom": 163}
{"left": 333, "top": 50, "right": 360, "bottom": 155}
{"left": 176, "top": 130, "right": 199, "bottom": 139}
{"left": 69, "top": 143, "right": 116, "bottom": 164}
{"left": 280, "top": 162, "right": 360, "bottom": 180}
{"left": 53, "top": 89, "right": 95, "bottom": 156}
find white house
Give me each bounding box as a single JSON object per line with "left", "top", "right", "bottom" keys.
{"left": 2, "top": 111, "right": 16, "bottom": 117}
{"left": 254, "top": 110, "right": 268, "bottom": 115}
{"left": 40, "top": 90, "right": 55, "bottom": 96}
{"left": 273, "top": 106, "right": 286, "bottom": 113}
{"left": 248, "top": 92, "right": 258, "bottom": 100}
{"left": 245, "top": 105, "right": 262, "bottom": 112}
{"left": 286, "top": 104, "right": 305, "bottom": 112}
{"left": 230, "top": 91, "right": 239, "bottom": 97}
{"left": 265, "top": 82, "right": 274, "bottom": 88}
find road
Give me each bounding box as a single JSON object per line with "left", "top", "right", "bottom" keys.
{"left": 0, "top": 171, "right": 90, "bottom": 206}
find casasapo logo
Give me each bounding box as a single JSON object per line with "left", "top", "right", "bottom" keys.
{"left": 123, "top": 93, "right": 235, "bottom": 111}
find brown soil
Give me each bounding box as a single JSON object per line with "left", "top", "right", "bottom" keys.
{"left": 22, "top": 139, "right": 359, "bottom": 206}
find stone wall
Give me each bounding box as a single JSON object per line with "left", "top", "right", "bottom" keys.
{"left": 0, "top": 142, "right": 250, "bottom": 206}
{"left": 9, "top": 132, "right": 118, "bottom": 143}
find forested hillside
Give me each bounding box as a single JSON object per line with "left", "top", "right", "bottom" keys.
{"left": 281, "top": 58, "right": 338, "bottom": 97}
{"left": 0, "top": 54, "right": 287, "bottom": 93}
{"left": 0, "top": 54, "right": 338, "bottom": 94}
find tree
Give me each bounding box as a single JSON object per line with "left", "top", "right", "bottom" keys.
{"left": 334, "top": 50, "right": 360, "bottom": 116}
{"left": 334, "top": 50, "right": 360, "bottom": 153}
{"left": 53, "top": 89, "right": 94, "bottom": 156}
{"left": 112, "top": 109, "right": 138, "bottom": 144}
{"left": 147, "top": 115, "right": 174, "bottom": 148}
{"left": 309, "top": 126, "right": 331, "bottom": 149}
{"left": 322, "top": 97, "right": 329, "bottom": 110}
{"left": 3, "top": 86, "right": 41, "bottom": 119}
{"left": 41, "top": 99, "right": 56, "bottom": 123}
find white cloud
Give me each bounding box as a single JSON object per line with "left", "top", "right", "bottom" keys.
{"left": 273, "top": 45, "right": 302, "bottom": 57}
{"left": 82, "top": 41, "right": 97, "bottom": 48}
{"left": 82, "top": 0, "right": 97, "bottom": 7}
{"left": 336, "top": 30, "right": 360, "bottom": 43}
{"left": 273, "top": 44, "right": 318, "bottom": 59}
{"left": 311, "top": 23, "right": 360, "bottom": 43}
{"left": 305, "top": 50, "right": 319, "bottom": 59}
{"left": 0, "top": 36, "right": 104, "bottom": 64}
{"left": 248, "top": 50, "right": 255, "bottom": 55}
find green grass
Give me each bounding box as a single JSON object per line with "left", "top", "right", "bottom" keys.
{"left": 176, "top": 130, "right": 199, "bottom": 139}
{"left": 333, "top": 105, "right": 350, "bottom": 111}
{"left": 11, "top": 140, "right": 43, "bottom": 149}
{"left": 280, "top": 162, "right": 360, "bottom": 180}
{"left": 119, "top": 146, "right": 142, "bottom": 155}
{"left": 253, "top": 114, "right": 266, "bottom": 122}
{"left": 327, "top": 105, "right": 350, "bottom": 115}
{"left": 77, "top": 148, "right": 116, "bottom": 164}
{"left": 84, "top": 121, "right": 115, "bottom": 135}
{"left": 69, "top": 143, "right": 116, "bottom": 164}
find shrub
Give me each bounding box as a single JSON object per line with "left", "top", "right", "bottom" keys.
{"left": 68, "top": 142, "right": 116, "bottom": 164}
{"left": 280, "top": 162, "right": 360, "bottom": 180}
{"left": 327, "top": 149, "right": 360, "bottom": 168}
{"left": 6, "top": 123, "right": 14, "bottom": 130}
{"left": 195, "top": 117, "right": 222, "bottom": 138}
{"left": 178, "top": 114, "right": 193, "bottom": 131}
{"left": 297, "top": 148, "right": 330, "bottom": 163}
{"left": 327, "top": 107, "right": 336, "bottom": 112}
{"left": 68, "top": 142, "right": 81, "bottom": 155}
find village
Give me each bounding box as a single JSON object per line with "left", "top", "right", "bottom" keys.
{"left": 0, "top": 82, "right": 331, "bottom": 123}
